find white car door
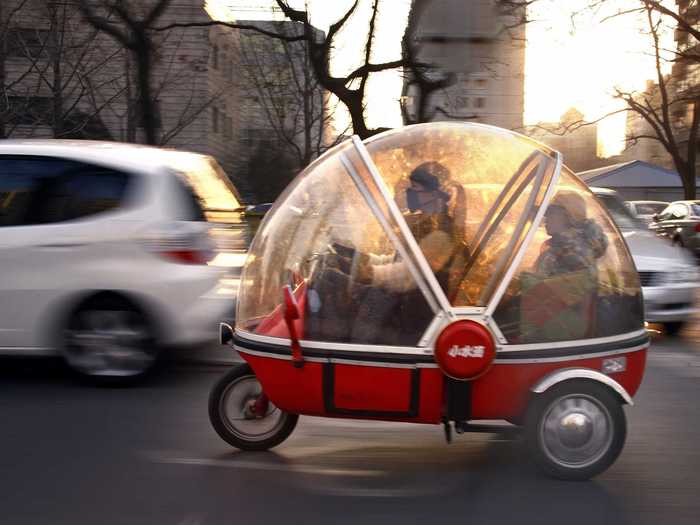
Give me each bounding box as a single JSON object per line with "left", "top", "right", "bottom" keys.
{"left": 0, "top": 156, "right": 132, "bottom": 350}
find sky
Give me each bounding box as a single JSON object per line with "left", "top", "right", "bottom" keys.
{"left": 212, "top": 0, "right": 675, "bottom": 157}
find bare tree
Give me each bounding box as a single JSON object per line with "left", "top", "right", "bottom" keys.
{"left": 154, "top": 0, "right": 411, "bottom": 139}
{"left": 78, "top": 0, "right": 172, "bottom": 144}
{"left": 1, "top": 0, "right": 123, "bottom": 140}
{"left": 237, "top": 21, "right": 346, "bottom": 169}
{"left": 549, "top": 0, "right": 700, "bottom": 198}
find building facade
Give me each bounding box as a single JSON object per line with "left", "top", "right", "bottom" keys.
{"left": 404, "top": 0, "right": 525, "bottom": 130}
{"left": 0, "top": 0, "right": 247, "bottom": 192}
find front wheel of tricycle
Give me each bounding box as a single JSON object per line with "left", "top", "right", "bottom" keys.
{"left": 209, "top": 363, "right": 299, "bottom": 451}
{"left": 526, "top": 380, "right": 626, "bottom": 481}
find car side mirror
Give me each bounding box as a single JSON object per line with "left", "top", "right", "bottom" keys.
{"left": 652, "top": 213, "right": 659, "bottom": 221}
{"left": 219, "top": 322, "right": 234, "bottom": 346}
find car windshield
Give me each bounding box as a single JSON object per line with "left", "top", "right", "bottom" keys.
{"left": 635, "top": 202, "right": 667, "bottom": 215}
{"left": 596, "top": 194, "right": 644, "bottom": 230}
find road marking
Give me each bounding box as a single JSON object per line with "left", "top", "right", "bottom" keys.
{"left": 147, "top": 452, "right": 383, "bottom": 478}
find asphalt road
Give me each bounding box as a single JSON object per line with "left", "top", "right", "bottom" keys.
{"left": 2, "top": 334, "right": 700, "bottom": 525}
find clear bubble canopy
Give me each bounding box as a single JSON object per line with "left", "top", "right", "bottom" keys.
{"left": 237, "top": 123, "right": 643, "bottom": 349}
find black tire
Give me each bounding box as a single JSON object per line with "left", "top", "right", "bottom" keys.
{"left": 61, "top": 295, "right": 160, "bottom": 384}
{"left": 663, "top": 321, "right": 685, "bottom": 336}
{"left": 209, "top": 364, "right": 298, "bottom": 451}
{"left": 525, "top": 380, "right": 626, "bottom": 481}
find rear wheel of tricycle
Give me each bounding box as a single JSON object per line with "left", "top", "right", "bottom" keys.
{"left": 209, "top": 363, "right": 298, "bottom": 451}
{"left": 526, "top": 380, "right": 626, "bottom": 481}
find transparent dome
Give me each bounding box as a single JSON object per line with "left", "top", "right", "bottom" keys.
{"left": 236, "top": 123, "right": 643, "bottom": 348}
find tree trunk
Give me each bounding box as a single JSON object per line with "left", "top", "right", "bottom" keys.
{"left": 680, "top": 165, "right": 697, "bottom": 200}
{"left": 50, "top": 7, "right": 63, "bottom": 138}
{"left": 135, "top": 34, "right": 157, "bottom": 145}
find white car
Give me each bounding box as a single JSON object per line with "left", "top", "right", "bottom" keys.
{"left": 624, "top": 200, "right": 669, "bottom": 225}
{"left": 593, "top": 188, "right": 699, "bottom": 335}
{"left": 0, "top": 140, "right": 241, "bottom": 380}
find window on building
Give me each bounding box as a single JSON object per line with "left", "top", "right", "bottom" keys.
{"left": 212, "top": 107, "right": 219, "bottom": 133}
{"left": 475, "top": 97, "right": 486, "bottom": 109}
{"left": 4, "top": 96, "right": 53, "bottom": 126}
{"left": 455, "top": 96, "right": 469, "bottom": 109}
{"left": 476, "top": 78, "right": 488, "bottom": 88}
{"left": 6, "top": 27, "right": 49, "bottom": 58}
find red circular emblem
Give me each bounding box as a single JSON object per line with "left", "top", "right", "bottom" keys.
{"left": 434, "top": 320, "right": 496, "bottom": 380}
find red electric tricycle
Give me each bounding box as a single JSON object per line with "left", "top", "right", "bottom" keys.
{"left": 211, "top": 123, "right": 647, "bottom": 480}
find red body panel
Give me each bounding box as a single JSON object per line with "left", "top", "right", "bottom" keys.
{"left": 470, "top": 349, "right": 647, "bottom": 419}
{"left": 240, "top": 347, "right": 647, "bottom": 424}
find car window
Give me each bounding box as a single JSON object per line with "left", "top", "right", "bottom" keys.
{"left": 0, "top": 156, "right": 131, "bottom": 226}
{"left": 690, "top": 203, "right": 700, "bottom": 217}
{"left": 0, "top": 157, "right": 78, "bottom": 226}
{"left": 635, "top": 202, "right": 667, "bottom": 215}
{"left": 170, "top": 174, "right": 206, "bottom": 221}
{"left": 27, "top": 169, "right": 130, "bottom": 224}
{"left": 595, "top": 194, "right": 643, "bottom": 230}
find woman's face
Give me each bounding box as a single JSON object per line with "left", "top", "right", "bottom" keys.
{"left": 407, "top": 181, "right": 443, "bottom": 214}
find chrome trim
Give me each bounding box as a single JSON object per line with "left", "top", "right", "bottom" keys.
{"left": 235, "top": 346, "right": 327, "bottom": 363}
{"left": 235, "top": 329, "right": 433, "bottom": 355}
{"left": 485, "top": 316, "right": 508, "bottom": 345}
{"left": 479, "top": 153, "right": 550, "bottom": 304}
{"left": 0, "top": 346, "right": 55, "bottom": 355}
{"left": 485, "top": 150, "right": 562, "bottom": 317}
{"left": 531, "top": 367, "right": 634, "bottom": 405}
{"left": 497, "top": 329, "right": 647, "bottom": 352}
{"left": 236, "top": 346, "right": 441, "bottom": 369}
{"left": 340, "top": 152, "right": 441, "bottom": 315}
{"left": 494, "top": 344, "right": 647, "bottom": 364}
{"left": 327, "top": 358, "right": 417, "bottom": 369}
{"left": 452, "top": 307, "right": 486, "bottom": 315}
{"left": 350, "top": 136, "right": 454, "bottom": 315}
{"left": 417, "top": 311, "right": 448, "bottom": 348}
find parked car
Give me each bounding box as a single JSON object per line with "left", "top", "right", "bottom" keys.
{"left": 648, "top": 200, "right": 700, "bottom": 257}
{"left": 592, "top": 188, "right": 700, "bottom": 335}
{"left": 0, "top": 140, "right": 242, "bottom": 380}
{"left": 625, "top": 200, "right": 669, "bottom": 225}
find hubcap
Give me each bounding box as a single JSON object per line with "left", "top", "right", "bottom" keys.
{"left": 540, "top": 394, "right": 613, "bottom": 469}
{"left": 64, "top": 310, "right": 155, "bottom": 377}
{"left": 220, "top": 375, "right": 286, "bottom": 442}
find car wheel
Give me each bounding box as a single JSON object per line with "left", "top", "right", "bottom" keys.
{"left": 526, "top": 380, "right": 626, "bottom": 481}
{"left": 209, "top": 363, "right": 298, "bottom": 451}
{"left": 673, "top": 236, "right": 684, "bottom": 248}
{"left": 61, "top": 296, "right": 159, "bottom": 383}
{"left": 663, "top": 321, "right": 686, "bottom": 336}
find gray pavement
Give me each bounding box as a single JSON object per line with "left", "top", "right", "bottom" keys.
{"left": 3, "top": 332, "right": 700, "bottom": 525}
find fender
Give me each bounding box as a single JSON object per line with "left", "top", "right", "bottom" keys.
{"left": 531, "top": 367, "right": 633, "bottom": 405}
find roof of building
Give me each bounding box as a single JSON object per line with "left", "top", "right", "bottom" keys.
{"left": 576, "top": 160, "right": 687, "bottom": 188}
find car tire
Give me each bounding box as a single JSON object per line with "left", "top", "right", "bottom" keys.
{"left": 209, "top": 363, "right": 298, "bottom": 451}
{"left": 525, "top": 380, "right": 626, "bottom": 481}
{"left": 663, "top": 321, "right": 685, "bottom": 336}
{"left": 61, "top": 295, "right": 160, "bottom": 384}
